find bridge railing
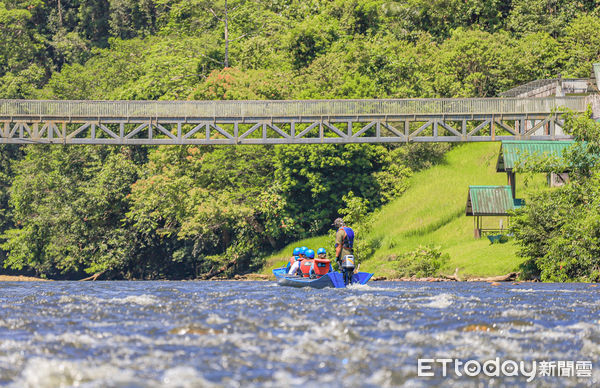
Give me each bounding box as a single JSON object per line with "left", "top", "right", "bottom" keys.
{"left": 0, "top": 97, "right": 589, "bottom": 119}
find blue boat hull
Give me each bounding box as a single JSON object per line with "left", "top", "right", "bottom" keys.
{"left": 272, "top": 267, "right": 373, "bottom": 289}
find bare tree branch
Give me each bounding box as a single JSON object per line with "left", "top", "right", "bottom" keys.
{"left": 229, "top": 4, "right": 242, "bottom": 15}
{"left": 199, "top": 52, "right": 224, "bottom": 65}
{"left": 229, "top": 33, "right": 249, "bottom": 42}
{"left": 206, "top": 0, "right": 258, "bottom": 68}
{"left": 208, "top": 8, "right": 224, "bottom": 22}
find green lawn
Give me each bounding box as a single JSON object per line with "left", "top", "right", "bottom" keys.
{"left": 261, "top": 142, "right": 545, "bottom": 279}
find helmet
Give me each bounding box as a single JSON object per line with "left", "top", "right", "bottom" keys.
{"left": 293, "top": 247, "right": 301, "bottom": 256}
{"left": 317, "top": 247, "right": 326, "bottom": 255}
{"left": 332, "top": 218, "right": 344, "bottom": 227}
{"left": 300, "top": 246, "right": 308, "bottom": 256}
{"left": 306, "top": 249, "right": 315, "bottom": 259}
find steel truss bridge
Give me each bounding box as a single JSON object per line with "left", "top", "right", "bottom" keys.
{"left": 0, "top": 97, "right": 595, "bottom": 145}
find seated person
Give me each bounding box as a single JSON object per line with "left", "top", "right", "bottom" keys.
{"left": 299, "top": 249, "right": 315, "bottom": 277}
{"left": 310, "top": 248, "right": 332, "bottom": 278}
{"left": 316, "top": 247, "right": 327, "bottom": 259}
{"left": 285, "top": 247, "right": 301, "bottom": 272}
{"left": 317, "top": 247, "right": 332, "bottom": 271}
{"left": 287, "top": 246, "right": 308, "bottom": 275}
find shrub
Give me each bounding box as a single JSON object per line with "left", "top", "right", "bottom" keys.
{"left": 395, "top": 245, "right": 449, "bottom": 278}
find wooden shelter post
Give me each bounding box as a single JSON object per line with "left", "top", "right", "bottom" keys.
{"left": 507, "top": 171, "right": 516, "bottom": 199}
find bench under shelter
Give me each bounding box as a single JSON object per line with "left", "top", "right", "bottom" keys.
{"left": 465, "top": 185, "right": 524, "bottom": 239}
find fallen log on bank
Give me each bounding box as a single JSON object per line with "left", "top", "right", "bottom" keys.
{"left": 79, "top": 271, "right": 105, "bottom": 281}
{"left": 233, "top": 273, "right": 270, "bottom": 281}
{"left": 199, "top": 259, "right": 237, "bottom": 280}
{"left": 441, "top": 268, "right": 461, "bottom": 281}
{"left": 466, "top": 272, "right": 519, "bottom": 282}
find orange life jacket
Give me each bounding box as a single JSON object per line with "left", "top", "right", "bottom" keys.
{"left": 312, "top": 258, "right": 330, "bottom": 277}
{"left": 300, "top": 260, "right": 313, "bottom": 278}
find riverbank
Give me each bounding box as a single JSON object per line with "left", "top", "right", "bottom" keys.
{"left": 0, "top": 274, "right": 272, "bottom": 282}
{"left": 0, "top": 270, "right": 522, "bottom": 282}
{"left": 371, "top": 271, "right": 523, "bottom": 282}
{"left": 0, "top": 275, "right": 49, "bottom": 281}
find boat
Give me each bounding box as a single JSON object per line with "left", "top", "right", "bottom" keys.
{"left": 272, "top": 267, "right": 373, "bottom": 289}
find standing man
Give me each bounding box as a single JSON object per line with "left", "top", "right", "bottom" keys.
{"left": 333, "top": 218, "right": 354, "bottom": 269}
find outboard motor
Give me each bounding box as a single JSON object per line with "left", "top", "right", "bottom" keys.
{"left": 341, "top": 255, "right": 355, "bottom": 286}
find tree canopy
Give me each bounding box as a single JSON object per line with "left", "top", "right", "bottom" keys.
{"left": 0, "top": 0, "right": 599, "bottom": 279}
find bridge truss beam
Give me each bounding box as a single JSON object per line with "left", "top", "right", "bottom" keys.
{"left": 0, "top": 114, "right": 570, "bottom": 145}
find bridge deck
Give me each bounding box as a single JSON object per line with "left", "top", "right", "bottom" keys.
{"left": 0, "top": 97, "right": 592, "bottom": 145}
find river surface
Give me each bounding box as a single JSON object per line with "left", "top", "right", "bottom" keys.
{"left": 0, "top": 281, "right": 598, "bottom": 387}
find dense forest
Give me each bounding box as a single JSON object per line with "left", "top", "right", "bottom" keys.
{"left": 0, "top": 0, "right": 599, "bottom": 279}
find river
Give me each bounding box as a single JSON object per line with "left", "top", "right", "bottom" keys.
{"left": 0, "top": 281, "right": 598, "bottom": 387}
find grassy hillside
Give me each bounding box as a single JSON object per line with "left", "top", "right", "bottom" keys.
{"left": 261, "top": 142, "right": 546, "bottom": 278}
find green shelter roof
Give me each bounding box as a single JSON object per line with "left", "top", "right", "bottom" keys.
{"left": 496, "top": 140, "right": 575, "bottom": 172}
{"left": 465, "top": 186, "right": 523, "bottom": 216}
